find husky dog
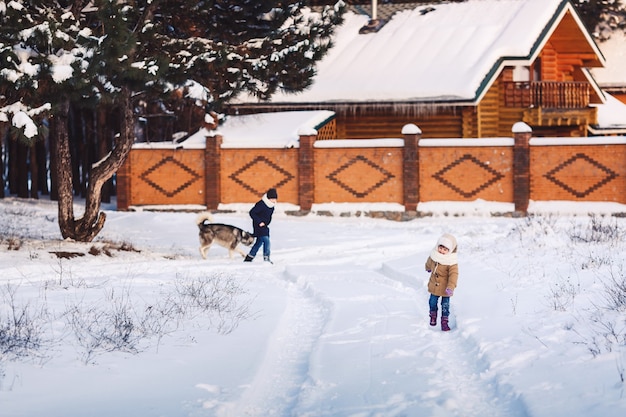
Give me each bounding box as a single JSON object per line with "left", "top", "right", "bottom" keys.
{"left": 196, "top": 212, "right": 255, "bottom": 259}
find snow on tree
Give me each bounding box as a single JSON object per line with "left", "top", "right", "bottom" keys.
{"left": 136, "top": 0, "right": 345, "bottom": 109}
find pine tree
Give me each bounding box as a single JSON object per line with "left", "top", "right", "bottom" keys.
{"left": 1, "top": 0, "right": 346, "bottom": 241}
{"left": 570, "top": 0, "right": 626, "bottom": 40}
{"left": 0, "top": 1, "right": 161, "bottom": 241}
{"left": 139, "top": 0, "right": 345, "bottom": 110}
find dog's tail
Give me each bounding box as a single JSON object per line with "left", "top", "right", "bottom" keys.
{"left": 196, "top": 211, "right": 214, "bottom": 226}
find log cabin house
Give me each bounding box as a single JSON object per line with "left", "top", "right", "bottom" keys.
{"left": 227, "top": 0, "right": 609, "bottom": 139}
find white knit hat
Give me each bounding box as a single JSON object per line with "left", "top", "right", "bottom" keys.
{"left": 437, "top": 234, "right": 456, "bottom": 252}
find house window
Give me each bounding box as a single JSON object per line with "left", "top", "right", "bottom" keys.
{"left": 513, "top": 66, "right": 530, "bottom": 82}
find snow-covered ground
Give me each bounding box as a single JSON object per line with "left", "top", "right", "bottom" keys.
{"left": 0, "top": 197, "right": 625, "bottom": 417}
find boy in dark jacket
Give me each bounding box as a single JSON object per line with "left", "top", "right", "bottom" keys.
{"left": 244, "top": 188, "right": 277, "bottom": 263}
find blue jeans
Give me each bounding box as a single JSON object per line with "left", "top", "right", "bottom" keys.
{"left": 429, "top": 294, "right": 450, "bottom": 317}
{"left": 249, "top": 235, "right": 270, "bottom": 258}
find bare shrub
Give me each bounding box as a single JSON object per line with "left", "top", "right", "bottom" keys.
{"left": 603, "top": 264, "right": 626, "bottom": 311}
{"left": 577, "top": 263, "right": 626, "bottom": 384}
{"left": 171, "top": 273, "right": 253, "bottom": 334}
{"left": 546, "top": 274, "right": 580, "bottom": 312}
{"left": 64, "top": 286, "right": 148, "bottom": 364}
{"left": 44, "top": 258, "right": 89, "bottom": 290}
{"left": 569, "top": 214, "right": 623, "bottom": 245}
{"left": 0, "top": 284, "right": 48, "bottom": 360}
{"left": 64, "top": 272, "right": 252, "bottom": 364}
{"left": 509, "top": 214, "right": 559, "bottom": 246}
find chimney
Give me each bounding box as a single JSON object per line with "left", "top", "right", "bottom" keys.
{"left": 359, "top": 0, "right": 385, "bottom": 34}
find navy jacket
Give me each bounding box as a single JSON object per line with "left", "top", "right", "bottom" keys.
{"left": 249, "top": 196, "right": 274, "bottom": 237}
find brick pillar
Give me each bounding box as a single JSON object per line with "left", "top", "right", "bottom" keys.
{"left": 512, "top": 122, "right": 532, "bottom": 215}
{"left": 116, "top": 154, "right": 131, "bottom": 211}
{"left": 298, "top": 128, "right": 316, "bottom": 211}
{"left": 402, "top": 124, "right": 422, "bottom": 212}
{"left": 205, "top": 134, "right": 222, "bottom": 210}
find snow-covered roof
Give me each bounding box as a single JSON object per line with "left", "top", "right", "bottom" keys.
{"left": 591, "top": 31, "right": 626, "bottom": 88}
{"left": 590, "top": 92, "right": 626, "bottom": 134}
{"left": 133, "top": 110, "right": 335, "bottom": 149}
{"left": 234, "top": 0, "right": 603, "bottom": 105}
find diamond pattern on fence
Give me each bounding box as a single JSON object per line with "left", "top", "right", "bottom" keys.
{"left": 139, "top": 156, "right": 202, "bottom": 197}
{"left": 327, "top": 155, "right": 395, "bottom": 198}
{"left": 229, "top": 156, "right": 295, "bottom": 196}
{"left": 544, "top": 153, "right": 618, "bottom": 198}
{"left": 433, "top": 154, "right": 505, "bottom": 198}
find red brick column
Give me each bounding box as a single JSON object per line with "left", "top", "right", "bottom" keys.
{"left": 205, "top": 134, "right": 222, "bottom": 210}
{"left": 513, "top": 122, "right": 532, "bottom": 214}
{"left": 298, "top": 130, "right": 316, "bottom": 211}
{"left": 402, "top": 124, "right": 422, "bottom": 212}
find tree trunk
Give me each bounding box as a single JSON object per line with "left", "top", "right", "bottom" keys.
{"left": 98, "top": 107, "right": 111, "bottom": 203}
{"left": 68, "top": 105, "right": 83, "bottom": 197}
{"left": 16, "top": 141, "right": 29, "bottom": 198}
{"left": 36, "top": 138, "right": 49, "bottom": 195}
{"left": 0, "top": 126, "right": 6, "bottom": 198}
{"left": 53, "top": 99, "right": 78, "bottom": 239}
{"left": 8, "top": 138, "right": 18, "bottom": 195}
{"left": 29, "top": 143, "right": 39, "bottom": 199}
{"left": 49, "top": 118, "right": 59, "bottom": 201}
{"left": 53, "top": 88, "right": 135, "bottom": 242}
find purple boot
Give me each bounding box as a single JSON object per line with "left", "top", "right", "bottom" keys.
{"left": 429, "top": 310, "right": 437, "bottom": 326}
{"left": 441, "top": 315, "right": 450, "bottom": 332}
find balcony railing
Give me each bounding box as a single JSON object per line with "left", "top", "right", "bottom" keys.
{"left": 503, "top": 81, "right": 590, "bottom": 109}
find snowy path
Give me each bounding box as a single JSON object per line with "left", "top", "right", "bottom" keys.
{"left": 217, "top": 282, "right": 328, "bottom": 417}
{"left": 218, "top": 256, "right": 528, "bottom": 417}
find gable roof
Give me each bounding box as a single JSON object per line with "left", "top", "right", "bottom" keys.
{"left": 234, "top": 0, "right": 604, "bottom": 106}
{"left": 134, "top": 110, "right": 336, "bottom": 149}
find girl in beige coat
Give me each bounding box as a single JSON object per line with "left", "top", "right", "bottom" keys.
{"left": 425, "top": 233, "right": 458, "bottom": 331}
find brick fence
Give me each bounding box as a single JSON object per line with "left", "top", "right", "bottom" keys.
{"left": 116, "top": 122, "right": 626, "bottom": 213}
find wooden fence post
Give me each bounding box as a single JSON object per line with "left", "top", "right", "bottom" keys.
{"left": 512, "top": 122, "right": 532, "bottom": 215}
{"left": 298, "top": 127, "right": 316, "bottom": 212}
{"left": 402, "top": 124, "right": 422, "bottom": 212}
{"left": 205, "top": 133, "right": 222, "bottom": 210}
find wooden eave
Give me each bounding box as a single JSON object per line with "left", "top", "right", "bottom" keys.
{"left": 581, "top": 67, "right": 606, "bottom": 104}
{"left": 227, "top": 100, "right": 477, "bottom": 116}
{"left": 549, "top": 10, "right": 604, "bottom": 67}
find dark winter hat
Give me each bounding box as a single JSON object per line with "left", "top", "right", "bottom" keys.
{"left": 266, "top": 188, "right": 278, "bottom": 199}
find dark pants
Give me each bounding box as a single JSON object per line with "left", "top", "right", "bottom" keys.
{"left": 429, "top": 294, "right": 450, "bottom": 317}
{"left": 249, "top": 235, "right": 270, "bottom": 258}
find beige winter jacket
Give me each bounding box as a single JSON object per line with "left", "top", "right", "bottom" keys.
{"left": 425, "top": 234, "right": 459, "bottom": 297}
